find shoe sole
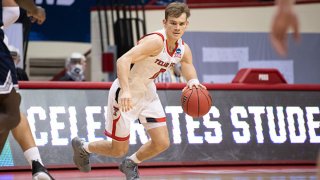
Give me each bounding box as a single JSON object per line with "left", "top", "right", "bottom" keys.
{"left": 32, "top": 172, "right": 52, "bottom": 180}
{"left": 72, "top": 137, "right": 91, "bottom": 172}
{"left": 119, "top": 159, "right": 140, "bottom": 180}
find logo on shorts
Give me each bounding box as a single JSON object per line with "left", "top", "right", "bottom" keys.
{"left": 113, "top": 106, "right": 119, "bottom": 116}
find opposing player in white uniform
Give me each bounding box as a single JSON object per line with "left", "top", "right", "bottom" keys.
{"left": 72, "top": 2, "right": 205, "bottom": 179}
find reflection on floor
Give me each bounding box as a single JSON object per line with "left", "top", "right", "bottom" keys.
{"left": 0, "top": 165, "right": 317, "bottom": 180}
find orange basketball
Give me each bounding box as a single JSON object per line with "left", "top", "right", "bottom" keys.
{"left": 181, "top": 87, "right": 212, "bottom": 118}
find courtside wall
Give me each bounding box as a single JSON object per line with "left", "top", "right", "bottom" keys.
{"left": 0, "top": 82, "right": 319, "bottom": 169}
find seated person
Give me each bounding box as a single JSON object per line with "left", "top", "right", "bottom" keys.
{"left": 60, "top": 52, "right": 86, "bottom": 81}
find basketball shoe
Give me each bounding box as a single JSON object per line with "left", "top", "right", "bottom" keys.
{"left": 32, "top": 160, "right": 54, "bottom": 180}
{"left": 72, "top": 137, "right": 91, "bottom": 172}
{"left": 119, "top": 157, "right": 140, "bottom": 180}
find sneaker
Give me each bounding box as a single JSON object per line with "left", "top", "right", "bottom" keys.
{"left": 71, "top": 137, "right": 91, "bottom": 172}
{"left": 32, "top": 160, "right": 55, "bottom": 180}
{"left": 119, "top": 157, "right": 140, "bottom": 180}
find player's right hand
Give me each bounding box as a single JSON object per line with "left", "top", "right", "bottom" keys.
{"left": 27, "top": 6, "right": 46, "bottom": 25}
{"left": 270, "top": 4, "right": 300, "bottom": 57}
{"left": 119, "top": 90, "right": 133, "bottom": 112}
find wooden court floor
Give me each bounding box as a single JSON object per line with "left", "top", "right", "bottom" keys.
{"left": 0, "top": 165, "right": 317, "bottom": 180}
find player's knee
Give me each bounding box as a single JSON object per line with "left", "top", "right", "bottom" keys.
{"left": 3, "top": 113, "right": 20, "bottom": 131}
{"left": 153, "top": 138, "right": 170, "bottom": 153}
{"left": 0, "top": 91, "right": 21, "bottom": 131}
{"left": 113, "top": 149, "right": 128, "bottom": 158}
{"left": 110, "top": 144, "right": 129, "bottom": 158}
{"left": 160, "top": 139, "right": 170, "bottom": 151}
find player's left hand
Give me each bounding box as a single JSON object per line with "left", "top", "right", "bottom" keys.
{"left": 183, "top": 79, "right": 206, "bottom": 92}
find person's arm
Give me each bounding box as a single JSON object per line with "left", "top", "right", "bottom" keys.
{"left": 116, "top": 35, "right": 163, "bottom": 112}
{"left": 270, "top": 0, "right": 299, "bottom": 57}
{"left": 14, "top": 0, "right": 46, "bottom": 24}
{"left": 3, "top": 0, "right": 18, "bottom": 7}
{"left": 180, "top": 43, "right": 206, "bottom": 90}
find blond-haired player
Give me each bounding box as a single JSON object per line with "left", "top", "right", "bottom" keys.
{"left": 72, "top": 2, "right": 205, "bottom": 180}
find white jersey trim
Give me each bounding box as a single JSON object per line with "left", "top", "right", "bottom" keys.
{"left": 0, "top": 71, "right": 14, "bottom": 94}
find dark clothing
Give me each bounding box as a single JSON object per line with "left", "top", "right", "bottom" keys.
{"left": 0, "top": 5, "right": 21, "bottom": 155}
{"left": 0, "top": 1, "right": 3, "bottom": 27}
{"left": 59, "top": 73, "right": 85, "bottom": 81}
{"left": 0, "top": 36, "right": 18, "bottom": 92}
{"left": 60, "top": 74, "right": 75, "bottom": 81}
{"left": 16, "top": 68, "right": 29, "bottom": 81}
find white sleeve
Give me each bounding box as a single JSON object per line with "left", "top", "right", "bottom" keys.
{"left": 2, "top": 7, "right": 20, "bottom": 29}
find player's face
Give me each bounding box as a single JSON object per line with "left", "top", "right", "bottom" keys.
{"left": 164, "top": 13, "right": 188, "bottom": 41}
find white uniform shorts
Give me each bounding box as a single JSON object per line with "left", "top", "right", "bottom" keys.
{"left": 104, "top": 79, "right": 167, "bottom": 141}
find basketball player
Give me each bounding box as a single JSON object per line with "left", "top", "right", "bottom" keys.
{"left": 270, "top": 0, "right": 299, "bottom": 57}
{"left": 72, "top": 2, "right": 205, "bottom": 179}
{"left": 0, "top": 0, "right": 21, "bottom": 155}
{"left": 1, "top": 0, "right": 54, "bottom": 179}
{"left": 1, "top": 0, "right": 45, "bottom": 176}
{"left": 0, "top": 0, "right": 45, "bottom": 155}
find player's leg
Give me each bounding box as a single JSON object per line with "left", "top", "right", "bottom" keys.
{"left": 119, "top": 92, "right": 170, "bottom": 179}
{"left": 72, "top": 82, "right": 131, "bottom": 172}
{"left": 0, "top": 130, "right": 10, "bottom": 155}
{"left": 0, "top": 89, "right": 21, "bottom": 154}
{"left": 131, "top": 92, "right": 170, "bottom": 162}
{"left": 119, "top": 123, "right": 169, "bottom": 180}
{"left": 72, "top": 105, "right": 131, "bottom": 172}
{"left": 133, "top": 124, "right": 170, "bottom": 161}
{"left": 72, "top": 137, "right": 130, "bottom": 172}
{"left": 12, "top": 112, "right": 35, "bottom": 152}
{"left": 119, "top": 91, "right": 170, "bottom": 180}
{"left": 0, "top": 89, "right": 21, "bottom": 132}
{"left": 12, "top": 112, "right": 54, "bottom": 180}
{"left": 87, "top": 139, "right": 130, "bottom": 157}
{"left": 0, "top": 33, "right": 21, "bottom": 154}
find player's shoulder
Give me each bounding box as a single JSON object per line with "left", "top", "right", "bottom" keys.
{"left": 182, "top": 41, "right": 190, "bottom": 51}
{"left": 139, "top": 29, "right": 165, "bottom": 43}
{"left": 142, "top": 32, "right": 164, "bottom": 42}
{"left": 145, "top": 33, "right": 164, "bottom": 42}
{"left": 138, "top": 33, "right": 164, "bottom": 48}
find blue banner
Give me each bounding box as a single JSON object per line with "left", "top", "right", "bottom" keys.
{"left": 30, "top": 0, "right": 95, "bottom": 42}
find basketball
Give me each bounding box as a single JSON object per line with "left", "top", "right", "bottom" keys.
{"left": 181, "top": 87, "right": 212, "bottom": 118}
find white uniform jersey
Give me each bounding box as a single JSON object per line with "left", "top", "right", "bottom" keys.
{"left": 129, "top": 29, "right": 185, "bottom": 95}
{"left": 105, "top": 29, "right": 186, "bottom": 140}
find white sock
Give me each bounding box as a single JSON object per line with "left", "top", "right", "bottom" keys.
{"left": 83, "top": 142, "right": 91, "bottom": 153}
{"left": 23, "top": 147, "right": 43, "bottom": 167}
{"left": 129, "top": 153, "right": 141, "bottom": 164}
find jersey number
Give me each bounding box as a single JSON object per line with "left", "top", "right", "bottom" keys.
{"left": 149, "top": 68, "right": 166, "bottom": 79}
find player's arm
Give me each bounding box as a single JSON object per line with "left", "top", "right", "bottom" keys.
{"left": 270, "top": 0, "right": 299, "bottom": 57}
{"left": 180, "top": 43, "right": 205, "bottom": 90}
{"left": 14, "top": 0, "right": 46, "bottom": 25}
{"left": 116, "top": 34, "right": 163, "bottom": 112}
{"left": 3, "top": 0, "right": 17, "bottom": 6}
